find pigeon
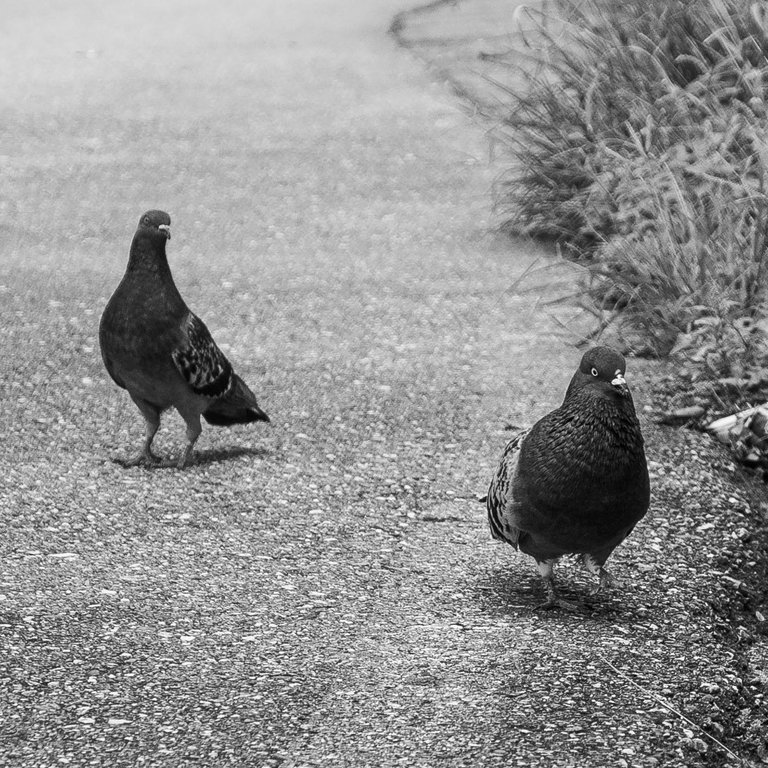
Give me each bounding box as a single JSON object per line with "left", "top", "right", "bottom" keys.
{"left": 99, "top": 210, "right": 270, "bottom": 468}
{"left": 484, "top": 346, "right": 650, "bottom": 610}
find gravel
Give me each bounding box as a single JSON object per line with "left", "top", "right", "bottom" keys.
{"left": 1, "top": 1, "right": 767, "bottom": 766}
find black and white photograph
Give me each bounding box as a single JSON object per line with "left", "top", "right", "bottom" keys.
{"left": 2, "top": 1, "right": 767, "bottom": 765}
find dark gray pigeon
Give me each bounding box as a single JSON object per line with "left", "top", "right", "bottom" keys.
{"left": 485, "top": 346, "right": 650, "bottom": 610}
{"left": 99, "top": 210, "right": 269, "bottom": 468}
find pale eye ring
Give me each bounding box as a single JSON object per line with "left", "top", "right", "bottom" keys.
{"left": 591, "top": 367, "right": 599, "bottom": 377}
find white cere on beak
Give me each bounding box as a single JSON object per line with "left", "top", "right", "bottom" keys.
{"left": 611, "top": 371, "right": 626, "bottom": 387}
{"left": 158, "top": 224, "right": 171, "bottom": 239}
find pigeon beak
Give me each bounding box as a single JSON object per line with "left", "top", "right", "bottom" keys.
{"left": 158, "top": 224, "right": 171, "bottom": 240}
{"left": 611, "top": 372, "right": 629, "bottom": 396}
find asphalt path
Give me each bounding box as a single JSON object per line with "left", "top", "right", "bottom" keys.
{"left": 1, "top": 2, "right": 761, "bottom": 766}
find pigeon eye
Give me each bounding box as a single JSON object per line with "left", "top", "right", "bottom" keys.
{"left": 591, "top": 367, "right": 599, "bottom": 377}
{"left": 142, "top": 215, "right": 150, "bottom": 225}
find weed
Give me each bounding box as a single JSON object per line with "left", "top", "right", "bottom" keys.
{"left": 491, "top": 0, "right": 768, "bottom": 383}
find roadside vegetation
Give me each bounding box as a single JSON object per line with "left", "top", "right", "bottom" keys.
{"left": 491, "top": 0, "right": 768, "bottom": 411}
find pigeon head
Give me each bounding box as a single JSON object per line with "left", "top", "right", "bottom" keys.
{"left": 565, "top": 346, "right": 630, "bottom": 401}
{"left": 137, "top": 210, "right": 172, "bottom": 241}
{"left": 126, "top": 210, "right": 173, "bottom": 273}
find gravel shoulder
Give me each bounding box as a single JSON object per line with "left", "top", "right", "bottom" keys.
{"left": 1, "top": 1, "right": 766, "bottom": 766}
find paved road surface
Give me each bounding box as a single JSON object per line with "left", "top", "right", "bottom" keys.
{"left": 0, "top": 2, "right": 756, "bottom": 767}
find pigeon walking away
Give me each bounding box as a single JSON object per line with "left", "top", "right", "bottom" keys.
{"left": 484, "top": 346, "right": 650, "bottom": 610}
{"left": 99, "top": 210, "right": 270, "bottom": 469}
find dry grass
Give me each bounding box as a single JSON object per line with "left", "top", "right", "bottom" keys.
{"left": 491, "top": 0, "right": 768, "bottom": 376}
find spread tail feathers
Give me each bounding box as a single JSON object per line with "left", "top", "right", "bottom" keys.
{"left": 203, "top": 374, "right": 270, "bottom": 426}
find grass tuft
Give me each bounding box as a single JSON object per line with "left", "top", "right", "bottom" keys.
{"left": 492, "top": 0, "right": 768, "bottom": 386}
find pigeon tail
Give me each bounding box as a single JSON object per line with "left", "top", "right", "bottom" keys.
{"left": 203, "top": 374, "right": 270, "bottom": 426}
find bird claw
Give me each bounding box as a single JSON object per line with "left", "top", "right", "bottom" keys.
{"left": 114, "top": 451, "right": 162, "bottom": 468}
{"left": 156, "top": 451, "right": 194, "bottom": 469}
{"left": 534, "top": 597, "right": 587, "bottom": 613}
{"left": 152, "top": 457, "right": 183, "bottom": 469}
{"left": 536, "top": 579, "right": 588, "bottom": 612}
{"left": 590, "top": 570, "right": 618, "bottom": 596}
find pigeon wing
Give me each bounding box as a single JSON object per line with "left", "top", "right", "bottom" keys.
{"left": 486, "top": 429, "right": 530, "bottom": 546}
{"left": 172, "top": 313, "right": 234, "bottom": 398}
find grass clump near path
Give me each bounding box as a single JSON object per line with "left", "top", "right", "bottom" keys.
{"left": 493, "top": 0, "right": 768, "bottom": 387}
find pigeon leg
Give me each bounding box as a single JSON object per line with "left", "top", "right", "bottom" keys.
{"left": 176, "top": 434, "right": 200, "bottom": 469}
{"left": 533, "top": 559, "right": 584, "bottom": 612}
{"left": 580, "top": 553, "right": 617, "bottom": 595}
{"left": 596, "top": 569, "right": 615, "bottom": 594}
{"left": 119, "top": 397, "right": 161, "bottom": 467}
{"left": 164, "top": 409, "right": 203, "bottom": 469}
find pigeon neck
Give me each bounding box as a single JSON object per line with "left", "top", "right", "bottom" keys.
{"left": 566, "top": 384, "right": 633, "bottom": 414}
{"left": 124, "top": 233, "right": 186, "bottom": 311}
{"left": 127, "top": 233, "right": 173, "bottom": 278}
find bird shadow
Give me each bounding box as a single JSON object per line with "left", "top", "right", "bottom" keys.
{"left": 108, "top": 445, "right": 270, "bottom": 470}
{"left": 473, "top": 563, "right": 631, "bottom": 621}
{"left": 188, "top": 445, "right": 271, "bottom": 467}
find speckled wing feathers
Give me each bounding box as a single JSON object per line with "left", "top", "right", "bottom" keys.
{"left": 171, "top": 313, "right": 234, "bottom": 399}
{"left": 486, "top": 429, "right": 529, "bottom": 546}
